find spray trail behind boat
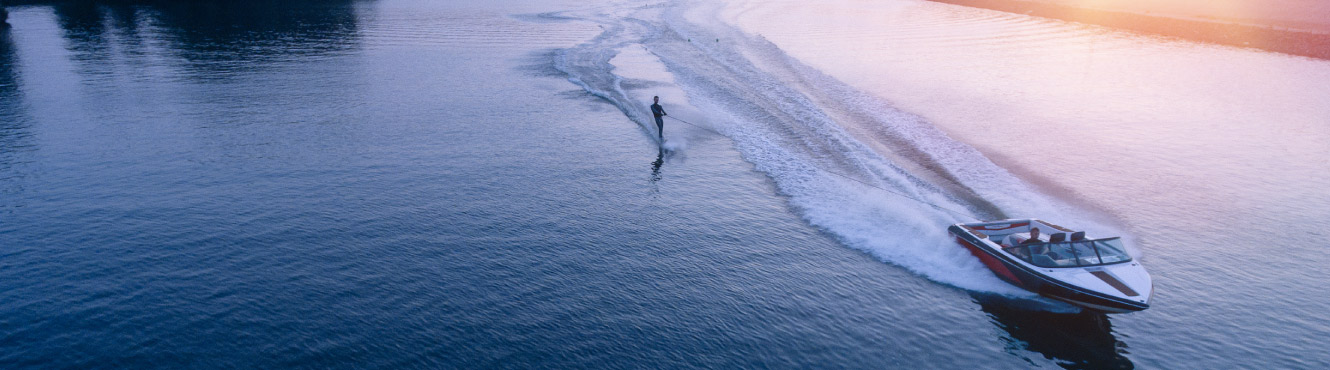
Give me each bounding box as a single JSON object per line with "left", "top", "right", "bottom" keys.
{"left": 548, "top": 0, "right": 1118, "bottom": 298}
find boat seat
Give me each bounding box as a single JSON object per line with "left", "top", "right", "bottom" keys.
{"left": 1049, "top": 233, "right": 1066, "bottom": 243}
{"left": 1070, "top": 231, "right": 1086, "bottom": 241}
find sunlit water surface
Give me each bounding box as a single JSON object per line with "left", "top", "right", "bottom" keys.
{"left": 726, "top": 0, "right": 1330, "bottom": 367}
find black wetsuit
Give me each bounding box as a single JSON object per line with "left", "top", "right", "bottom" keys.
{"left": 650, "top": 102, "right": 666, "bottom": 139}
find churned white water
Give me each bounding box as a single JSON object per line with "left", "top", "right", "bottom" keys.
{"left": 553, "top": 0, "right": 1127, "bottom": 298}
{"left": 721, "top": 0, "right": 1330, "bottom": 366}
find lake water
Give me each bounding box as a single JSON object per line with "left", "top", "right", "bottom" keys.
{"left": 2, "top": 0, "right": 1327, "bottom": 368}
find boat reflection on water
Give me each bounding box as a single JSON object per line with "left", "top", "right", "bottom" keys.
{"left": 975, "top": 295, "right": 1134, "bottom": 369}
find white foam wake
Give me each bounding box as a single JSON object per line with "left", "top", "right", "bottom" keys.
{"left": 548, "top": 0, "right": 1121, "bottom": 301}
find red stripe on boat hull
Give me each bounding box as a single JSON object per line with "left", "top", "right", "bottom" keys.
{"left": 956, "top": 237, "right": 1021, "bottom": 284}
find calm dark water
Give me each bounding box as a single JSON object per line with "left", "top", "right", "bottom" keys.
{"left": 1, "top": 0, "right": 1326, "bottom": 369}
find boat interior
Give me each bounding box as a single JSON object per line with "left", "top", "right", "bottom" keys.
{"left": 960, "top": 220, "right": 1132, "bottom": 268}
{"left": 960, "top": 219, "right": 1074, "bottom": 243}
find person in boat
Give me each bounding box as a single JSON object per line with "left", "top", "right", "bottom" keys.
{"left": 1003, "top": 227, "right": 1066, "bottom": 264}
{"left": 1004, "top": 227, "right": 1043, "bottom": 247}
{"left": 1021, "top": 227, "right": 1042, "bottom": 245}
{"left": 1025, "top": 228, "right": 1072, "bottom": 263}
{"left": 650, "top": 96, "right": 667, "bottom": 140}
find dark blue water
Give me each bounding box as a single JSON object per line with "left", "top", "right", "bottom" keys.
{"left": 2, "top": 0, "right": 1327, "bottom": 369}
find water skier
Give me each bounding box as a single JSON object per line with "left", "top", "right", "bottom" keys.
{"left": 650, "top": 96, "right": 667, "bottom": 140}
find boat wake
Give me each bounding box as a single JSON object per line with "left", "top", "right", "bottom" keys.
{"left": 545, "top": 0, "right": 1122, "bottom": 301}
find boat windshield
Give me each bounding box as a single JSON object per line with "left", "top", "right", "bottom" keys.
{"left": 1003, "top": 237, "right": 1132, "bottom": 268}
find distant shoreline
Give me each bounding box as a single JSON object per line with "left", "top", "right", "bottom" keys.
{"left": 929, "top": 0, "right": 1330, "bottom": 60}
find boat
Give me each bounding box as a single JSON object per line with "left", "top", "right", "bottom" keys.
{"left": 949, "top": 219, "right": 1152, "bottom": 313}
